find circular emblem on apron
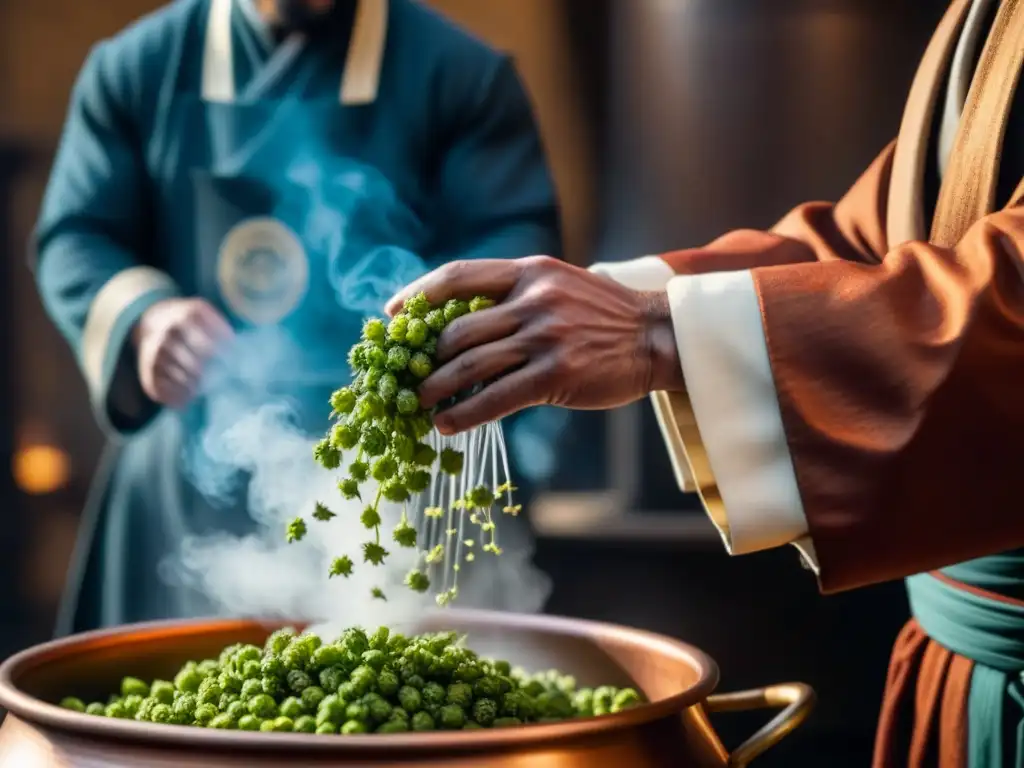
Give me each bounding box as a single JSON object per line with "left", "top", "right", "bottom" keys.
{"left": 217, "top": 218, "right": 309, "bottom": 325}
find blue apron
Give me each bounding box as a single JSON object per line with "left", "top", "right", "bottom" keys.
{"left": 56, "top": 0, "right": 434, "bottom": 632}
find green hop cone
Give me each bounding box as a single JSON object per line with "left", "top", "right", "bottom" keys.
{"left": 121, "top": 677, "right": 149, "bottom": 698}
{"left": 365, "top": 344, "right": 387, "bottom": 369}
{"left": 360, "top": 426, "right": 387, "bottom": 457}
{"left": 377, "top": 372, "right": 398, "bottom": 402}
{"left": 330, "top": 422, "right": 360, "bottom": 451}
{"left": 424, "top": 309, "right": 445, "bottom": 333}
{"left": 468, "top": 696, "right": 497, "bottom": 729}
{"left": 396, "top": 389, "right": 419, "bottom": 416}
{"left": 356, "top": 392, "right": 384, "bottom": 421}
{"left": 313, "top": 439, "right": 342, "bottom": 470}
{"left": 348, "top": 343, "right": 367, "bottom": 371}
{"left": 447, "top": 683, "right": 473, "bottom": 709}
{"left": 60, "top": 696, "right": 86, "bottom": 712}
{"left": 371, "top": 587, "right": 387, "bottom": 601}
{"left": 360, "top": 505, "right": 382, "bottom": 529}
{"left": 405, "top": 569, "right": 430, "bottom": 593}
{"left": 611, "top": 688, "right": 642, "bottom": 712}
{"left": 425, "top": 544, "right": 445, "bottom": 564}
{"left": 443, "top": 299, "right": 470, "bottom": 324}
{"left": 467, "top": 485, "right": 495, "bottom": 508}
{"left": 286, "top": 517, "right": 307, "bottom": 543}
{"left": 362, "top": 318, "right": 387, "bottom": 345}
{"left": 312, "top": 502, "right": 335, "bottom": 522}
{"left": 387, "top": 346, "right": 411, "bottom": 372}
{"left": 363, "top": 367, "right": 382, "bottom": 391}
{"left": 348, "top": 460, "right": 369, "bottom": 482}
{"left": 469, "top": 296, "right": 496, "bottom": 312}
{"left": 410, "top": 412, "right": 434, "bottom": 439}
{"left": 329, "top": 387, "right": 357, "bottom": 415}
{"left": 338, "top": 478, "right": 361, "bottom": 501}
{"left": 436, "top": 587, "right": 459, "bottom": 607}
{"left": 405, "top": 318, "right": 429, "bottom": 348}
{"left": 381, "top": 478, "right": 410, "bottom": 503}
{"left": 387, "top": 315, "right": 409, "bottom": 342}
{"left": 439, "top": 448, "right": 464, "bottom": 476}
{"left": 439, "top": 703, "right": 465, "bottom": 729}
{"left": 329, "top": 556, "right": 354, "bottom": 578}
{"left": 392, "top": 433, "right": 415, "bottom": 462}
{"left": 408, "top": 352, "right": 433, "bottom": 379}
{"left": 422, "top": 336, "right": 438, "bottom": 357}
{"left": 371, "top": 456, "right": 398, "bottom": 482}
{"left": 404, "top": 470, "right": 431, "bottom": 494}
{"left": 412, "top": 443, "right": 437, "bottom": 467}
{"left": 363, "top": 542, "right": 389, "bottom": 565}
{"left": 403, "top": 292, "right": 432, "bottom": 319}
{"left": 392, "top": 521, "right": 417, "bottom": 548}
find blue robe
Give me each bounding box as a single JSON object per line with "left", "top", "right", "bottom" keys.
{"left": 32, "top": 0, "right": 561, "bottom": 634}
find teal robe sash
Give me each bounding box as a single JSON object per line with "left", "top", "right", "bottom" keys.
{"left": 907, "top": 553, "right": 1024, "bottom": 766}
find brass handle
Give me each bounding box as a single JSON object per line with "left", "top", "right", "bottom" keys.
{"left": 704, "top": 682, "right": 816, "bottom": 767}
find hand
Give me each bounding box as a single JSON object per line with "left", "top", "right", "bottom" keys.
{"left": 132, "top": 298, "right": 234, "bottom": 408}
{"left": 385, "top": 256, "right": 685, "bottom": 435}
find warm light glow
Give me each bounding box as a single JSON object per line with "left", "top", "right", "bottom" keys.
{"left": 13, "top": 444, "right": 70, "bottom": 495}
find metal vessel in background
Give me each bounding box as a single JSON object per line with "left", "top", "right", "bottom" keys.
{"left": 0, "top": 612, "right": 814, "bottom": 767}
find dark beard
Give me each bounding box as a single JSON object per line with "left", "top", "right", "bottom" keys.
{"left": 274, "top": 0, "right": 338, "bottom": 36}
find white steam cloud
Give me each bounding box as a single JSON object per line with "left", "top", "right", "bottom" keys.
{"left": 160, "top": 269, "right": 551, "bottom": 626}
{"left": 160, "top": 157, "right": 552, "bottom": 626}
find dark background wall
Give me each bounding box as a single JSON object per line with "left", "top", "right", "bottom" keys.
{"left": 541, "top": 1, "right": 948, "bottom": 765}
{"left": 0, "top": 0, "right": 950, "bottom": 765}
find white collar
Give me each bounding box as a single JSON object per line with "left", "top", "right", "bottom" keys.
{"left": 201, "top": 0, "right": 389, "bottom": 105}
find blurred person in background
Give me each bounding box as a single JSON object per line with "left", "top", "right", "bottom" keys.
{"left": 31, "top": 0, "right": 562, "bottom": 636}
{"left": 389, "top": 0, "right": 1024, "bottom": 765}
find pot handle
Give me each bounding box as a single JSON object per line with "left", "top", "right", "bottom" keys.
{"left": 704, "top": 682, "right": 816, "bottom": 767}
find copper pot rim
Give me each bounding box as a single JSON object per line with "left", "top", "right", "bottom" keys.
{"left": 0, "top": 609, "right": 721, "bottom": 753}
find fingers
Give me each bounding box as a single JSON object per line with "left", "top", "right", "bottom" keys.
{"left": 432, "top": 364, "right": 550, "bottom": 435}
{"left": 385, "top": 259, "right": 525, "bottom": 317}
{"left": 435, "top": 303, "right": 522, "bottom": 363}
{"left": 194, "top": 303, "right": 235, "bottom": 344}
{"left": 154, "top": 375, "right": 195, "bottom": 410}
{"left": 142, "top": 301, "right": 235, "bottom": 407}
{"left": 162, "top": 329, "right": 204, "bottom": 373}
{"left": 418, "top": 337, "right": 528, "bottom": 409}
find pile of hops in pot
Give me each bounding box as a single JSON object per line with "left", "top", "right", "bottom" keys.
{"left": 58, "top": 626, "right": 643, "bottom": 733}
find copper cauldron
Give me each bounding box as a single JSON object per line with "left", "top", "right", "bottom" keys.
{"left": 0, "top": 610, "right": 815, "bottom": 767}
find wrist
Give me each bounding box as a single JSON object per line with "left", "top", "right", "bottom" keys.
{"left": 640, "top": 290, "right": 686, "bottom": 393}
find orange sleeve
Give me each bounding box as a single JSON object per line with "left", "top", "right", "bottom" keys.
{"left": 646, "top": 142, "right": 897, "bottom": 561}
{"left": 750, "top": 197, "right": 1024, "bottom": 592}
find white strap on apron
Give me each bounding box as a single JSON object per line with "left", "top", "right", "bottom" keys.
{"left": 201, "top": 0, "right": 388, "bottom": 105}
{"left": 937, "top": 0, "right": 995, "bottom": 180}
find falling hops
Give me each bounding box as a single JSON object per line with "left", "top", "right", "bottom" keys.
{"left": 408, "top": 421, "right": 519, "bottom": 607}
{"left": 299, "top": 292, "right": 520, "bottom": 606}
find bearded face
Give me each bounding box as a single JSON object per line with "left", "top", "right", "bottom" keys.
{"left": 273, "top": 0, "right": 338, "bottom": 33}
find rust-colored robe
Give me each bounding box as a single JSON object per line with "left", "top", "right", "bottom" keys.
{"left": 593, "top": 0, "right": 1024, "bottom": 765}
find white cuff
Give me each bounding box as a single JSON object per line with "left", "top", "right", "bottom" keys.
{"left": 666, "top": 269, "right": 809, "bottom": 554}
{"left": 81, "top": 266, "right": 179, "bottom": 401}
{"left": 588, "top": 256, "right": 675, "bottom": 292}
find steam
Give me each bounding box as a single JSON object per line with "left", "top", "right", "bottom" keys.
{"left": 160, "top": 154, "right": 551, "bottom": 626}
{"left": 160, "top": 306, "right": 551, "bottom": 624}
